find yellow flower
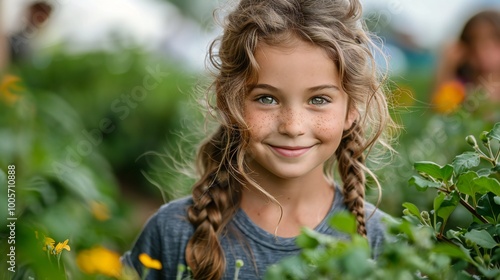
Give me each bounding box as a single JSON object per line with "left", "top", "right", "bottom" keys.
{"left": 43, "top": 236, "right": 55, "bottom": 251}
{"left": 54, "top": 239, "right": 71, "bottom": 254}
{"left": 0, "top": 75, "right": 23, "bottom": 105}
{"left": 432, "top": 80, "right": 466, "bottom": 114}
{"left": 139, "top": 253, "right": 162, "bottom": 270}
{"left": 76, "top": 246, "right": 122, "bottom": 278}
{"left": 90, "top": 201, "right": 110, "bottom": 221}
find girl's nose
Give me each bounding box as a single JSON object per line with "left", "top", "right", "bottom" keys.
{"left": 278, "top": 107, "right": 305, "bottom": 137}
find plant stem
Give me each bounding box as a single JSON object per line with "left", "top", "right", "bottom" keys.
{"left": 475, "top": 146, "right": 490, "bottom": 159}
{"left": 486, "top": 143, "right": 494, "bottom": 160}
{"left": 478, "top": 155, "right": 496, "bottom": 166}
{"left": 436, "top": 233, "right": 454, "bottom": 244}
{"left": 439, "top": 188, "right": 488, "bottom": 223}
{"left": 459, "top": 198, "right": 488, "bottom": 224}
{"left": 142, "top": 268, "right": 150, "bottom": 280}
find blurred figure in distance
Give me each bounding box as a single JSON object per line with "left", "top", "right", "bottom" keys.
{"left": 8, "top": 1, "right": 53, "bottom": 65}
{"left": 433, "top": 10, "right": 500, "bottom": 113}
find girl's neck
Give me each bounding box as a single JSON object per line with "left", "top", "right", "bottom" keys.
{"left": 240, "top": 171, "right": 335, "bottom": 237}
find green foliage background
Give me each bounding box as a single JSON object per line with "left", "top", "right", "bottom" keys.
{"left": 1, "top": 2, "right": 500, "bottom": 279}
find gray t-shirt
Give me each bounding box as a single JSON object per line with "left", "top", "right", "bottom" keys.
{"left": 122, "top": 188, "right": 388, "bottom": 279}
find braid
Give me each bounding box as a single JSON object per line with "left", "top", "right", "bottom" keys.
{"left": 335, "top": 123, "right": 367, "bottom": 237}
{"left": 186, "top": 127, "right": 242, "bottom": 280}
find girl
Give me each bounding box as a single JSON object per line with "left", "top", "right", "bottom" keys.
{"left": 123, "top": 0, "right": 395, "bottom": 279}
{"left": 434, "top": 10, "right": 500, "bottom": 103}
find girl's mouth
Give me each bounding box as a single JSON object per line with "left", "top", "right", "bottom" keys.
{"left": 270, "top": 145, "right": 312, "bottom": 157}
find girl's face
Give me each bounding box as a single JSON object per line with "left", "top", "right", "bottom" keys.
{"left": 244, "top": 38, "right": 355, "bottom": 181}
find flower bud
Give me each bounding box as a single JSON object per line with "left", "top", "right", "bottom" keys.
{"left": 480, "top": 131, "right": 489, "bottom": 144}
{"left": 402, "top": 209, "right": 410, "bottom": 216}
{"left": 236, "top": 259, "right": 244, "bottom": 268}
{"left": 421, "top": 211, "right": 430, "bottom": 220}
{"left": 465, "top": 135, "right": 478, "bottom": 148}
{"left": 484, "top": 254, "right": 490, "bottom": 264}
{"left": 465, "top": 239, "right": 475, "bottom": 247}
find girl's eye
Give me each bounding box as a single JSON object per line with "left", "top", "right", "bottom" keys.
{"left": 310, "top": 97, "right": 330, "bottom": 105}
{"left": 257, "top": 96, "right": 277, "bottom": 105}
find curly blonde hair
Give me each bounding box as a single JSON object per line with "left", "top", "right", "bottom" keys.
{"left": 185, "top": 0, "right": 394, "bottom": 279}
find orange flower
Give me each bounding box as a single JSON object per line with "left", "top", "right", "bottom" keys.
{"left": 139, "top": 253, "right": 162, "bottom": 270}
{"left": 432, "top": 80, "right": 466, "bottom": 114}
{"left": 76, "top": 246, "right": 122, "bottom": 278}
{"left": 0, "top": 75, "right": 23, "bottom": 105}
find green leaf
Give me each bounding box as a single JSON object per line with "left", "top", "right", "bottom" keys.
{"left": 464, "top": 229, "right": 498, "bottom": 249}
{"left": 441, "top": 164, "right": 455, "bottom": 181}
{"left": 432, "top": 243, "right": 471, "bottom": 261}
{"left": 298, "top": 227, "right": 336, "bottom": 247}
{"left": 473, "top": 177, "right": 500, "bottom": 197}
{"left": 409, "top": 175, "right": 441, "bottom": 191}
{"left": 402, "top": 202, "right": 421, "bottom": 218}
{"left": 329, "top": 211, "right": 357, "bottom": 235}
{"left": 414, "top": 161, "right": 454, "bottom": 181}
{"left": 477, "top": 193, "right": 500, "bottom": 222}
{"left": 477, "top": 267, "right": 500, "bottom": 279}
{"left": 487, "top": 122, "right": 500, "bottom": 142}
{"left": 456, "top": 171, "right": 479, "bottom": 196}
{"left": 434, "top": 192, "right": 445, "bottom": 214}
{"left": 296, "top": 230, "right": 320, "bottom": 249}
{"left": 452, "top": 152, "right": 480, "bottom": 174}
{"left": 477, "top": 168, "right": 492, "bottom": 177}
{"left": 435, "top": 192, "right": 460, "bottom": 222}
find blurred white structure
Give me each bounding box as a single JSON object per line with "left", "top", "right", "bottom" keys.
{"left": 2, "top": 0, "right": 500, "bottom": 72}
{"left": 1, "top": 0, "right": 217, "bottom": 70}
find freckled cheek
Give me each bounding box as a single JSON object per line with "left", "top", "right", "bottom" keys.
{"left": 245, "top": 111, "right": 277, "bottom": 141}
{"left": 312, "top": 116, "right": 344, "bottom": 141}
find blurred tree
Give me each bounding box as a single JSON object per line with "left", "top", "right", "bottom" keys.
{"left": 165, "top": 0, "right": 219, "bottom": 25}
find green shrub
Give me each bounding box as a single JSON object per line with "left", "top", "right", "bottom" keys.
{"left": 266, "top": 123, "right": 500, "bottom": 279}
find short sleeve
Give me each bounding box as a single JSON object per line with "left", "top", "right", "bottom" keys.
{"left": 121, "top": 212, "right": 165, "bottom": 279}
{"left": 121, "top": 197, "right": 194, "bottom": 280}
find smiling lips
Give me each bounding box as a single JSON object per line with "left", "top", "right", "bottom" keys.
{"left": 270, "top": 145, "right": 312, "bottom": 157}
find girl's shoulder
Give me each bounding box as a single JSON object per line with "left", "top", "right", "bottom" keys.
{"left": 152, "top": 196, "right": 194, "bottom": 231}
{"left": 155, "top": 196, "right": 193, "bottom": 216}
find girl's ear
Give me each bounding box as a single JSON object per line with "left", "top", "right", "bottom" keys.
{"left": 344, "top": 108, "right": 358, "bottom": 131}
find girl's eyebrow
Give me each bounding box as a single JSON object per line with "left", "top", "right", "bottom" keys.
{"left": 250, "top": 83, "right": 279, "bottom": 92}
{"left": 307, "top": 85, "right": 340, "bottom": 92}
{"left": 250, "top": 84, "right": 340, "bottom": 92}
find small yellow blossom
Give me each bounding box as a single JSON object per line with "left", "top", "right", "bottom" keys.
{"left": 0, "top": 75, "right": 23, "bottom": 105}
{"left": 90, "top": 201, "right": 110, "bottom": 221}
{"left": 54, "top": 239, "right": 71, "bottom": 254}
{"left": 77, "top": 246, "right": 122, "bottom": 278}
{"left": 139, "top": 253, "right": 162, "bottom": 270}
{"left": 432, "top": 80, "right": 466, "bottom": 114}
{"left": 43, "top": 236, "right": 55, "bottom": 251}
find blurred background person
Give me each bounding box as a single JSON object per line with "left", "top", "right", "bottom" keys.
{"left": 0, "top": 0, "right": 8, "bottom": 73}
{"left": 433, "top": 10, "right": 500, "bottom": 106}
{"left": 8, "top": 1, "right": 53, "bottom": 65}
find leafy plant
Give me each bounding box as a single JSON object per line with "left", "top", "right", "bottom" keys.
{"left": 405, "top": 122, "right": 500, "bottom": 277}
{"left": 265, "top": 122, "right": 500, "bottom": 279}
